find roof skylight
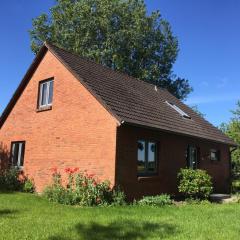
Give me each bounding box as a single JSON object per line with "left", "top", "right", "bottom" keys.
{"left": 166, "top": 101, "right": 191, "bottom": 119}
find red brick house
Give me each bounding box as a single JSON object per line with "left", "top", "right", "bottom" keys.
{"left": 0, "top": 43, "right": 236, "bottom": 199}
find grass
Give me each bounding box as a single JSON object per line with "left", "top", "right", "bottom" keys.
{"left": 0, "top": 193, "right": 240, "bottom": 239}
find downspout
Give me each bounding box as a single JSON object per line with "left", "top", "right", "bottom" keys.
{"left": 230, "top": 146, "right": 238, "bottom": 194}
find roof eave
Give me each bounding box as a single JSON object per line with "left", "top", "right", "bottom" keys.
{"left": 0, "top": 45, "right": 48, "bottom": 129}
{"left": 121, "top": 120, "right": 237, "bottom": 147}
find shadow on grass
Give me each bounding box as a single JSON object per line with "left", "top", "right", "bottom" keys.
{"left": 0, "top": 209, "right": 19, "bottom": 217}
{"left": 49, "top": 220, "right": 177, "bottom": 240}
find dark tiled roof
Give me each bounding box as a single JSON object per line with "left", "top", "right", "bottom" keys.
{"left": 47, "top": 43, "right": 235, "bottom": 146}
{"left": 0, "top": 43, "right": 236, "bottom": 146}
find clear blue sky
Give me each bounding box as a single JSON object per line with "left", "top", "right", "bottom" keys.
{"left": 0, "top": 0, "right": 239, "bottom": 126}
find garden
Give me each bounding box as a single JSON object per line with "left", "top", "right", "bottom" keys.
{"left": 1, "top": 167, "right": 240, "bottom": 239}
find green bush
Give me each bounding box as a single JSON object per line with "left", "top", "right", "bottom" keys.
{"left": 43, "top": 168, "right": 126, "bottom": 206}
{"left": 0, "top": 167, "right": 23, "bottom": 191}
{"left": 138, "top": 194, "right": 172, "bottom": 207}
{"left": 178, "top": 168, "right": 213, "bottom": 199}
{"left": 23, "top": 178, "right": 35, "bottom": 193}
{"left": 111, "top": 186, "right": 126, "bottom": 206}
{"left": 232, "top": 180, "right": 240, "bottom": 193}
{"left": 0, "top": 167, "right": 35, "bottom": 193}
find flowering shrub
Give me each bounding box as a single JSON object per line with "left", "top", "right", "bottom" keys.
{"left": 43, "top": 167, "right": 125, "bottom": 206}
{"left": 178, "top": 168, "right": 213, "bottom": 199}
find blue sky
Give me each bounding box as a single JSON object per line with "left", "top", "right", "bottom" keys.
{"left": 0, "top": 0, "right": 239, "bottom": 126}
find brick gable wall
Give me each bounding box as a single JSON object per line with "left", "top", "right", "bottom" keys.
{"left": 0, "top": 50, "right": 118, "bottom": 191}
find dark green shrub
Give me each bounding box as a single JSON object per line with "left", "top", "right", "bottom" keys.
{"left": 0, "top": 167, "right": 35, "bottom": 193}
{"left": 138, "top": 194, "right": 172, "bottom": 207}
{"left": 0, "top": 167, "right": 23, "bottom": 191}
{"left": 178, "top": 168, "right": 213, "bottom": 199}
{"left": 43, "top": 168, "right": 126, "bottom": 206}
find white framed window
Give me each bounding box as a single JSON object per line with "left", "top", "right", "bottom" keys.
{"left": 38, "top": 79, "right": 54, "bottom": 108}
{"left": 166, "top": 101, "right": 191, "bottom": 119}
{"left": 11, "top": 142, "right": 25, "bottom": 168}
{"left": 210, "top": 149, "right": 220, "bottom": 161}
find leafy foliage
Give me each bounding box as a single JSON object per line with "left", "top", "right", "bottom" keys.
{"left": 0, "top": 167, "right": 35, "bottom": 193}
{"left": 22, "top": 178, "right": 35, "bottom": 193}
{"left": 137, "top": 194, "right": 172, "bottom": 207}
{"left": 30, "top": 0, "right": 192, "bottom": 100}
{"left": 178, "top": 168, "right": 213, "bottom": 199}
{"left": 0, "top": 167, "right": 23, "bottom": 191}
{"left": 220, "top": 101, "right": 240, "bottom": 182}
{"left": 43, "top": 168, "right": 125, "bottom": 206}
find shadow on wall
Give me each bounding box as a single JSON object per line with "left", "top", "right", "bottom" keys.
{"left": 0, "top": 142, "right": 10, "bottom": 170}
{"left": 48, "top": 220, "right": 177, "bottom": 240}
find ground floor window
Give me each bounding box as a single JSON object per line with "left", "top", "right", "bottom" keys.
{"left": 10, "top": 142, "right": 25, "bottom": 168}
{"left": 187, "top": 145, "right": 198, "bottom": 169}
{"left": 137, "top": 140, "right": 157, "bottom": 175}
{"left": 210, "top": 149, "right": 220, "bottom": 161}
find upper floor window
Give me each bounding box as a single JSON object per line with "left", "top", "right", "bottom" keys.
{"left": 137, "top": 140, "right": 157, "bottom": 176}
{"left": 10, "top": 141, "right": 25, "bottom": 168}
{"left": 166, "top": 101, "right": 191, "bottom": 119}
{"left": 38, "top": 79, "right": 53, "bottom": 108}
{"left": 210, "top": 149, "right": 220, "bottom": 161}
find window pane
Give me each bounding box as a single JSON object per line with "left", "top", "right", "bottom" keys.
{"left": 12, "top": 143, "right": 19, "bottom": 166}
{"left": 20, "top": 143, "right": 25, "bottom": 167}
{"left": 11, "top": 142, "right": 25, "bottom": 167}
{"left": 210, "top": 150, "right": 219, "bottom": 161}
{"left": 41, "top": 83, "right": 48, "bottom": 106}
{"left": 48, "top": 81, "right": 53, "bottom": 105}
{"left": 137, "top": 140, "right": 146, "bottom": 173}
{"left": 188, "top": 146, "right": 197, "bottom": 169}
{"left": 147, "top": 142, "right": 157, "bottom": 172}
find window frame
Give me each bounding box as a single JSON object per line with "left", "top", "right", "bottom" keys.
{"left": 166, "top": 101, "right": 191, "bottom": 119}
{"left": 210, "top": 149, "right": 220, "bottom": 162}
{"left": 137, "top": 139, "right": 158, "bottom": 176}
{"left": 187, "top": 145, "right": 198, "bottom": 169}
{"left": 10, "top": 141, "right": 26, "bottom": 168}
{"left": 37, "top": 78, "right": 54, "bottom": 109}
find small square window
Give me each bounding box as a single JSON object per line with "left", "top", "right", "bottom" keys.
{"left": 210, "top": 149, "right": 220, "bottom": 161}
{"left": 10, "top": 142, "right": 25, "bottom": 168}
{"left": 137, "top": 140, "right": 158, "bottom": 175}
{"left": 38, "top": 79, "right": 54, "bottom": 108}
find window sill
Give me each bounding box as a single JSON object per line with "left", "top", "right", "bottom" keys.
{"left": 137, "top": 175, "right": 159, "bottom": 182}
{"left": 36, "top": 106, "right": 52, "bottom": 112}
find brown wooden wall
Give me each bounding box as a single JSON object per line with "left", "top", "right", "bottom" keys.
{"left": 116, "top": 124, "right": 231, "bottom": 200}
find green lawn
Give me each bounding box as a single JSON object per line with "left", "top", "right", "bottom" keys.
{"left": 0, "top": 193, "right": 240, "bottom": 240}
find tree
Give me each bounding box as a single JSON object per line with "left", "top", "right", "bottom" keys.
{"left": 220, "top": 101, "right": 240, "bottom": 178}
{"left": 30, "top": 0, "right": 192, "bottom": 100}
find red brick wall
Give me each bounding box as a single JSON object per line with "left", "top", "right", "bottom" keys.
{"left": 0, "top": 50, "right": 118, "bottom": 191}
{"left": 116, "top": 125, "right": 231, "bottom": 200}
